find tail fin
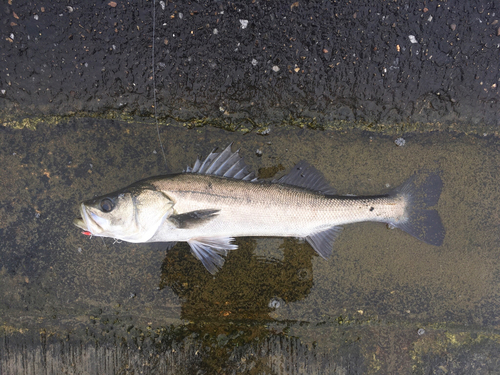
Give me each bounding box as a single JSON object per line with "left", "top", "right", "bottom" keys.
{"left": 390, "top": 172, "right": 445, "bottom": 246}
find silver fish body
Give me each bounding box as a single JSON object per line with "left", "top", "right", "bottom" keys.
{"left": 74, "top": 145, "right": 445, "bottom": 274}
{"left": 148, "top": 174, "right": 406, "bottom": 241}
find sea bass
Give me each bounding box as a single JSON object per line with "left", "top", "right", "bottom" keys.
{"left": 74, "top": 144, "right": 445, "bottom": 274}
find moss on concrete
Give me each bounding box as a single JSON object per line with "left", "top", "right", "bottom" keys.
{"left": 3, "top": 112, "right": 499, "bottom": 137}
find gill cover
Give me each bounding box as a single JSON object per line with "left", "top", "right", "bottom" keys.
{"left": 76, "top": 186, "right": 174, "bottom": 243}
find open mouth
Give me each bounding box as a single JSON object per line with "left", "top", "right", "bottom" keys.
{"left": 74, "top": 203, "right": 108, "bottom": 235}
{"left": 73, "top": 217, "right": 86, "bottom": 230}
{"left": 73, "top": 203, "right": 90, "bottom": 231}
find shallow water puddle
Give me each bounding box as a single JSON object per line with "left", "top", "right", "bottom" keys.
{"left": 1, "top": 120, "right": 499, "bottom": 374}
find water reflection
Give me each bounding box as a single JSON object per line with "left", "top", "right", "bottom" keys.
{"left": 157, "top": 238, "right": 315, "bottom": 372}
{"left": 160, "top": 238, "right": 314, "bottom": 321}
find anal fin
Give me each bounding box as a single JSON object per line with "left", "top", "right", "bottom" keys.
{"left": 187, "top": 237, "right": 238, "bottom": 274}
{"left": 306, "top": 226, "right": 343, "bottom": 259}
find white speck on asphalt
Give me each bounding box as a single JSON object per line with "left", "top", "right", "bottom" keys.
{"left": 394, "top": 137, "right": 406, "bottom": 147}
{"left": 268, "top": 297, "right": 283, "bottom": 309}
{"left": 409, "top": 35, "right": 418, "bottom": 44}
{"left": 272, "top": 65, "right": 280, "bottom": 72}
{"left": 240, "top": 19, "right": 248, "bottom": 29}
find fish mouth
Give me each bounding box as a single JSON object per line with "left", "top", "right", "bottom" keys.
{"left": 73, "top": 203, "right": 93, "bottom": 232}
{"left": 73, "top": 217, "right": 87, "bottom": 230}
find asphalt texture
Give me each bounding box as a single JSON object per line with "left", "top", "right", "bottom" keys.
{"left": 1, "top": 0, "right": 499, "bottom": 132}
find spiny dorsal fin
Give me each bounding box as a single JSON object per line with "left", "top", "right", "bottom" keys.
{"left": 187, "top": 237, "right": 238, "bottom": 274}
{"left": 274, "top": 160, "right": 336, "bottom": 194}
{"left": 185, "top": 144, "right": 257, "bottom": 181}
{"left": 306, "top": 226, "right": 343, "bottom": 259}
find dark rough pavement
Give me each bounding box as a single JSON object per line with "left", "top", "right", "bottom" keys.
{"left": 1, "top": 0, "right": 499, "bottom": 131}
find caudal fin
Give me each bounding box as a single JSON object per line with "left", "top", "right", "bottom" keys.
{"left": 391, "top": 173, "right": 445, "bottom": 246}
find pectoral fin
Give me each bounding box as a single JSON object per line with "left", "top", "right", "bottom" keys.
{"left": 306, "top": 226, "right": 343, "bottom": 259}
{"left": 164, "top": 242, "right": 177, "bottom": 251}
{"left": 169, "top": 209, "right": 220, "bottom": 229}
{"left": 187, "top": 237, "right": 238, "bottom": 274}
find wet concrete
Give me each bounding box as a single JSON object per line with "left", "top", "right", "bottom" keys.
{"left": 1, "top": 121, "right": 500, "bottom": 373}
{"left": 1, "top": 0, "right": 499, "bottom": 133}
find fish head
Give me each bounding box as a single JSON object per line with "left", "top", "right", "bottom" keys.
{"left": 74, "top": 183, "right": 174, "bottom": 242}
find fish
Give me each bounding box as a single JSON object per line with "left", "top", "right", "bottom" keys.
{"left": 74, "top": 144, "right": 445, "bottom": 274}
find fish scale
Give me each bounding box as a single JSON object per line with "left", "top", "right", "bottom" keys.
{"left": 152, "top": 174, "right": 402, "bottom": 237}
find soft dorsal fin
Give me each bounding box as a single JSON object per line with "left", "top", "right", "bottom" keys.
{"left": 185, "top": 144, "right": 257, "bottom": 181}
{"left": 274, "top": 160, "right": 336, "bottom": 194}
{"left": 306, "top": 226, "right": 343, "bottom": 259}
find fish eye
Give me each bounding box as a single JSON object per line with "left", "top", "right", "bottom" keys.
{"left": 100, "top": 198, "right": 114, "bottom": 213}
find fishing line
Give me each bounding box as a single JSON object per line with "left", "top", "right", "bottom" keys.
{"left": 152, "top": 0, "right": 168, "bottom": 169}
{"left": 100, "top": 237, "right": 108, "bottom": 250}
